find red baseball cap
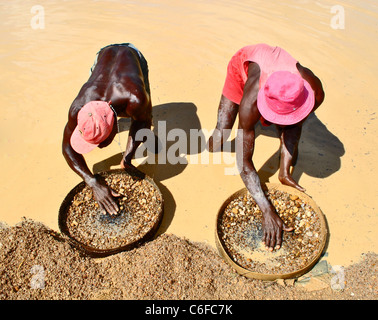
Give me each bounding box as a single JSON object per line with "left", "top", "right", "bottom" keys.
{"left": 257, "top": 71, "right": 315, "bottom": 125}
{"left": 70, "top": 101, "right": 115, "bottom": 154}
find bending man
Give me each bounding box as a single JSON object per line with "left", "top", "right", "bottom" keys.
{"left": 62, "top": 43, "right": 152, "bottom": 216}
{"left": 208, "top": 44, "right": 324, "bottom": 251}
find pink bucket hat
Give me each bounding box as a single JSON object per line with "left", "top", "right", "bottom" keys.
{"left": 257, "top": 71, "right": 315, "bottom": 125}
{"left": 70, "top": 101, "right": 115, "bottom": 154}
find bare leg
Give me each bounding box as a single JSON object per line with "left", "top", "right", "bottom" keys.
{"left": 208, "top": 95, "right": 239, "bottom": 152}
{"left": 277, "top": 124, "right": 306, "bottom": 192}
{"left": 121, "top": 118, "right": 152, "bottom": 168}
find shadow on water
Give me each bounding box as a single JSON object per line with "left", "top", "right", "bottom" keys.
{"left": 93, "top": 102, "right": 203, "bottom": 234}
{"left": 255, "top": 113, "right": 345, "bottom": 185}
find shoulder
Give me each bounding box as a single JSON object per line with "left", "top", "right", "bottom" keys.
{"left": 238, "top": 62, "right": 261, "bottom": 130}
{"left": 67, "top": 82, "right": 103, "bottom": 120}
{"left": 128, "top": 89, "right": 151, "bottom": 120}
{"left": 66, "top": 100, "right": 82, "bottom": 132}
{"left": 297, "top": 63, "right": 325, "bottom": 109}
{"left": 296, "top": 63, "right": 323, "bottom": 90}
{"left": 66, "top": 86, "right": 93, "bottom": 127}
{"left": 112, "top": 82, "right": 151, "bottom": 121}
{"left": 247, "top": 62, "right": 261, "bottom": 79}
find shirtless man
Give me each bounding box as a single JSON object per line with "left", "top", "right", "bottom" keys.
{"left": 62, "top": 43, "right": 152, "bottom": 216}
{"left": 208, "top": 44, "right": 325, "bottom": 251}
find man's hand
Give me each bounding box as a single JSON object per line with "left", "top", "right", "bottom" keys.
{"left": 88, "top": 175, "right": 120, "bottom": 216}
{"left": 261, "top": 207, "right": 294, "bottom": 251}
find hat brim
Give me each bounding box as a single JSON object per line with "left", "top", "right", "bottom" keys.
{"left": 70, "top": 125, "right": 99, "bottom": 154}
{"left": 257, "top": 80, "right": 315, "bottom": 126}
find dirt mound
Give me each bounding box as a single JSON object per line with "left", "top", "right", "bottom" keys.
{"left": 0, "top": 219, "right": 376, "bottom": 300}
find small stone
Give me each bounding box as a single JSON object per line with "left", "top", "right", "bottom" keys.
{"left": 66, "top": 172, "right": 162, "bottom": 251}
{"left": 219, "top": 189, "right": 322, "bottom": 275}
{"left": 276, "top": 279, "right": 286, "bottom": 287}
{"left": 73, "top": 200, "right": 82, "bottom": 207}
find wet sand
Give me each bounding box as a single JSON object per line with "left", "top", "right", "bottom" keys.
{"left": 0, "top": 0, "right": 377, "bottom": 274}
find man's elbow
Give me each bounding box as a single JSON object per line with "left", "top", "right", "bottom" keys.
{"left": 317, "top": 89, "right": 325, "bottom": 105}
{"left": 312, "top": 89, "right": 325, "bottom": 112}
{"left": 236, "top": 156, "right": 252, "bottom": 177}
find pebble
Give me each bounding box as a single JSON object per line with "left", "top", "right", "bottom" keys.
{"left": 66, "top": 172, "right": 163, "bottom": 251}
{"left": 218, "top": 189, "right": 323, "bottom": 275}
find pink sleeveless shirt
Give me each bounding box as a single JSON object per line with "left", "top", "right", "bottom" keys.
{"left": 222, "top": 44, "right": 300, "bottom": 105}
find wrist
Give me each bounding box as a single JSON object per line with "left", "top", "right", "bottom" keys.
{"left": 84, "top": 175, "right": 98, "bottom": 188}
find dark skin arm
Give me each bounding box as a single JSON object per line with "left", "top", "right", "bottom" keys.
{"left": 62, "top": 46, "right": 153, "bottom": 215}
{"left": 120, "top": 94, "right": 152, "bottom": 169}
{"left": 207, "top": 95, "right": 239, "bottom": 152}
{"left": 277, "top": 122, "right": 306, "bottom": 192}
{"left": 277, "top": 63, "right": 325, "bottom": 192}
{"left": 237, "top": 62, "right": 294, "bottom": 251}
{"left": 62, "top": 102, "right": 120, "bottom": 215}
{"left": 297, "top": 63, "right": 325, "bottom": 113}
{"left": 210, "top": 60, "right": 324, "bottom": 250}
{"left": 62, "top": 95, "right": 151, "bottom": 215}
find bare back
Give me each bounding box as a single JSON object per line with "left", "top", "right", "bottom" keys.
{"left": 71, "top": 45, "right": 151, "bottom": 121}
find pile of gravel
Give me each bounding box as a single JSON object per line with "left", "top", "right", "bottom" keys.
{"left": 0, "top": 219, "right": 376, "bottom": 300}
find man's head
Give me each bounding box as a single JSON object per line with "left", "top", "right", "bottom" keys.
{"left": 70, "top": 101, "right": 115, "bottom": 154}
{"left": 257, "top": 71, "right": 314, "bottom": 125}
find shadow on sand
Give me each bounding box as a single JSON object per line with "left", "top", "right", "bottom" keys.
{"left": 255, "top": 113, "right": 345, "bottom": 185}
{"left": 92, "top": 107, "right": 343, "bottom": 236}
{"left": 93, "top": 102, "right": 203, "bottom": 235}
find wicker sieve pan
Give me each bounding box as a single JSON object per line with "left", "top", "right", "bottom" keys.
{"left": 59, "top": 168, "right": 164, "bottom": 258}
{"left": 215, "top": 183, "right": 328, "bottom": 281}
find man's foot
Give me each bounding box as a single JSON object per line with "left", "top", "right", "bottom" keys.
{"left": 279, "top": 174, "right": 306, "bottom": 192}
{"left": 120, "top": 160, "right": 137, "bottom": 171}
